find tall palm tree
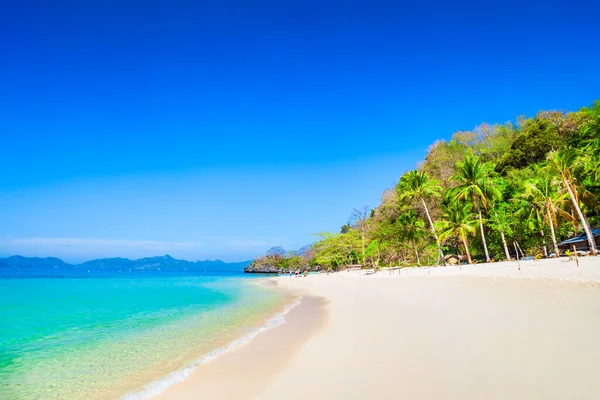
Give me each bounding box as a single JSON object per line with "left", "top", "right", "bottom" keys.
{"left": 397, "top": 170, "right": 445, "bottom": 264}
{"left": 547, "top": 149, "right": 597, "bottom": 255}
{"left": 514, "top": 197, "right": 548, "bottom": 255}
{"left": 512, "top": 169, "right": 551, "bottom": 258}
{"left": 520, "top": 176, "right": 571, "bottom": 257}
{"left": 397, "top": 210, "right": 426, "bottom": 266}
{"left": 488, "top": 203, "right": 512, "bottom": 261}
{"left": 450, "top": 155, "right": 502, "bottom": 262}
{"left": 436, "top": 200, "right": 478, "bottom": 265}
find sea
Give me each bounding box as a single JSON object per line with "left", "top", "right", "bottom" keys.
{"left": 0, "top": 266, "right": 288, "bottom": 400}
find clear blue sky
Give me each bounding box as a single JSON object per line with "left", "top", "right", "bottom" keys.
{"left": 1, "top": 1, "right": 598, "bottom": 262}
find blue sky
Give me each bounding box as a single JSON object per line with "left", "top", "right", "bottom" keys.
{"left": 1, "top": 1, "right": 599, "bottom": 262}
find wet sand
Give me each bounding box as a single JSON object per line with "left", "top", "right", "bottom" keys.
{"left": 160, "top": 257, "right": 600, "bottom": 399}
{"left": 156, "top": 294, "right": 327, "bottom": 400}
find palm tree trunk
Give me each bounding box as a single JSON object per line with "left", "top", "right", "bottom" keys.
{"left": 563, "top": 177, "right": 597, "bottom": 254}
{"left": 413, "top": 240, "right": 421, "bottom": 266}
{"left": 361, "top": 230, "right": 365, "bottom": 268}
{"left": 461, "top": 235, "right": 473, "bottom": 264}
{"left": 547, "top": 209, "right": 560, "bottom": 257}
{"left": 540, "top": 230, "right": 548, "bottom": 257}
{"left": 515, "top": 240, "right": 525, "bottom": 258}
{"left": 584, "top": 214, "right": 595, "bottom": 244}
{"left": 500, "top": 231, "right": 510, "bottom": 261}
{"left": 421, "top": 198, "right": 445, "bottom": 265}
{"left": 476, "top": 202, "right": 491, "bottom": 262}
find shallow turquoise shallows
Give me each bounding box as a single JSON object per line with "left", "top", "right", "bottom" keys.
{"left": 0, "top": 274, "right": 284, "bottom": 400}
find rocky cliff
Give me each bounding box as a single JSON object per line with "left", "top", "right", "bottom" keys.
{"left": 243, "top": 263, "right": 284, "bottom": 273}
{"left": 243, "top": 263, "right": 321, "bottom": 274}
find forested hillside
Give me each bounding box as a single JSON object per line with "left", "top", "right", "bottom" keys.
{"left": 248, "top": 101, "right": 600, "bottom": 272}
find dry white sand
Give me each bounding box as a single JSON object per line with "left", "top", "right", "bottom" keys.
{"left": 160, "top": 257, "right": 600, "bottom": 400}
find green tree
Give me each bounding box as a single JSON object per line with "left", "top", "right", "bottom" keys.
{"left": 488, "top": 202, "right": 513, "bottom": 261}
{"left": 313, "top": 231, "right": 362, "bottom": 270}
{"left": 397, "top": 210, "right": 426, "bottom": 266}
{"left": 436, "top": 200, "right": 478, "bottom": 265}
{"left": 579, "top": 107, "right": 600, "bottom": 207}
{"left": 370, "top": 213, "right": 410, "bottom": 267}
{"left": 496, "top": 117, "right": 563, "bottom": 174}
{"left": 397, "top": 170, "right": 445, "bottom": 264}
{"left": 451, "top": 155, "right": 502, "bottom": 262}
{"left": 520, "top": 176, "right": 571, "bottom": 257}
{"left": 252, "top": 100, "right": 600, "bottom": 273}
{"left": 511, "top": 168, "right": 553, "bottom": 257}
{"left": 547, "top": 149, "right": 597, "bottom": 254}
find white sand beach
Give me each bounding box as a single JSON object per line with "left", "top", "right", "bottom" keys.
{"left": 160, "top": 257, "right": 600, "bottom": 399}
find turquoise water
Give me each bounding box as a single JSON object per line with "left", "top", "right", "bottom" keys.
{"left": 0, "top": 274, "right": 285, "bottom": 399}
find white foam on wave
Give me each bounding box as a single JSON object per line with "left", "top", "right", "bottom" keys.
{"left": 121, "top": 296, "right": 302, "bottom": 400}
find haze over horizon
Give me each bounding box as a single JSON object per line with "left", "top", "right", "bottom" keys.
{"left": 0, "top": 252, "right": 251, "bottom": 265}
{"left": 1, "top": 1, "right": 599, "bottom": 262}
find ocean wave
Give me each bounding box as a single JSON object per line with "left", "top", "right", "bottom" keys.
{"left": 121, "top": 296, "right": 302, "bottom": 400}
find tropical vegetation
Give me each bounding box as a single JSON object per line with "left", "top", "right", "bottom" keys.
{"left": 249, "top": 101, "right": 600, "bottom": 271}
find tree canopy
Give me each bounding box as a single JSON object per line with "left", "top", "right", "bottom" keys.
{"left": 248, "top": 100, "right": 600, "bottom": 272}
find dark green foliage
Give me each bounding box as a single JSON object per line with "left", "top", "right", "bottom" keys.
{"left": 249, "top": 100, "right": 600, "bottom": 270}
{"left": 496, "top": 118, "right": 563, "bottom": 174}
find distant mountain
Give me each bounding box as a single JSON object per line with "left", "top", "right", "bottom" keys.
{"left": 0, "top": 255, "right": 251, "bottom": 272}
{"left": 0, "top": 255, "right": 71, "bottom": 269}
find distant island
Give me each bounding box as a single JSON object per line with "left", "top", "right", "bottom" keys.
{"left": 0, "top": 255, "right": 251, "bottom": 272}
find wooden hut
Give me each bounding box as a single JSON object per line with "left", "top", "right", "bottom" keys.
{"left": 558, "top": 229, "right": 600, "bottom": 252}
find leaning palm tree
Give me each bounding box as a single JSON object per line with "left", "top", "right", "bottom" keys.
{"left": 520, "top": 176, "right": 571, "bottom": 257}
{"left": 513, "top": 196, "right": 548, "bottom": 256}
{"left": 547, "top": 149, "right": 597, "bottom": 255}
{"left": 397, "top": 170, "right": 445, "bottom": 264}
{"left": 397, "top": 210, "right": 426, "bottom": 266}
{"left": 436, "top": 200, "right": 478, "bottom": 266}
{"left": 450, "top": 155, "right": 501, "bottom": 262}
{"left": 512, "top": 167, "right": 552, "bottom": 258}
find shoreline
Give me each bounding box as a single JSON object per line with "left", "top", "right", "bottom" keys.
{"left": 121, "top": 280, "right": 306, "bottom": 400}
{"left": 158, "top": 257, "right": 600, "bottom": 399}
{"left": 155, "top": 289, "right": 327, "bottom": 400}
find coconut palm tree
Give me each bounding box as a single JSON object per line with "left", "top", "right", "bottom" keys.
{"left": 520, "top": 176, "right": 571, "bottom": 257}
{"left": 513, "top": 196, "right": 548, "bottom": 256}
{"left": 397, "top": 210, "right": 426, "bottom": 266}
{"left": 436, "top": 200, "right": 478, "bottom": 265}
{"left": 450, "top": 155, "right": 502, "bottom": 262}
{"left": 397, "top": 170, "right": 445, "bottom": 264}
{"left": 488, "top": 202, "right": 512, "bottom": 261}
{"left": 512, "top": 167, "right": 553, "bottom": 258}
{"left": 547, "top": 149, "right": 597, "bottom": 255}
